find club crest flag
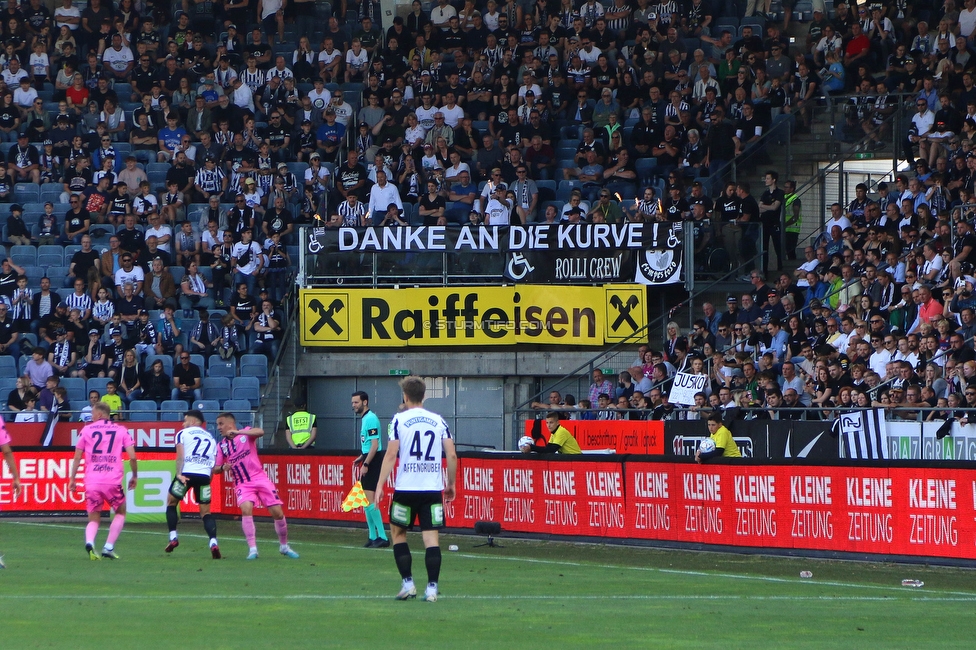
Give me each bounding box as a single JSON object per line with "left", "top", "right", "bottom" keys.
{"left": 342, "top": 481, "right": 369, "bottom": 511}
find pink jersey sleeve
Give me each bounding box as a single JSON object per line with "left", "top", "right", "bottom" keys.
{"left": 0, "top": 416, "right": 12, "bottom": 447}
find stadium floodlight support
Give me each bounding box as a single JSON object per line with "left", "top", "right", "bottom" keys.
{"left": 473, "top": 521, "right": 504, "bottom": 548}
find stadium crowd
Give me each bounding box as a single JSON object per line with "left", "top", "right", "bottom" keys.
{"left": 0, "top": 0, "right": 971, "bottom": 422}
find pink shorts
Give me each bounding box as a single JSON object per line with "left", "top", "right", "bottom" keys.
{"left": 235, "top": 479, "right": 283, "bottom": 508}
{"left": 86, "top": 483, "right": 124, "bottom": 514}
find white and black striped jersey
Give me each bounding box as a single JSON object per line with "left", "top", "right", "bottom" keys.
{"left": 50, "top": 340, "right": 73, "bottom": 367}
{"left": 337, "top": 200, "right": 368, "bottom": 227}
{"left": 606, "top": 3, "right": 631, "bottom": 33}
{"left": 195, "top": 166, "right": 225, "bottom": 193}
{"left": 63, "top": 291, "right": 92, "bottom": 315}
{"left": 240, "top": 68, "right": 265, "bottom": 94}
{"left": 11, "top": 287, "right": 32, "bottom": 321}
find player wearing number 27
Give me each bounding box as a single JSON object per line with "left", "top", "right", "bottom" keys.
{"left": 164, "top": 410, "right": 221, "bottom": 558}
{"left": 69, "top": 402, "right": 137, "bottom": 560}
{"left": 215, "top": 413, "right": 299, "bottom": 560}
{"left": 375, "top": 377, "right": 457, "bottom": 603}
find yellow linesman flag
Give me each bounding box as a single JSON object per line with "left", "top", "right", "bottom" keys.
{"left": 342, "top": 481, "right": 369, "bottom": 511}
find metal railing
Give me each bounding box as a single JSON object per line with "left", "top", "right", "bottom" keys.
{"left": 256, "top": 285, "right": 300, "bottom": 446}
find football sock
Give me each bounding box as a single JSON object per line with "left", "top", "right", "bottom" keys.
{"left": 367, "top": 505, "right": 387, "bottom": 540}
{"left": 166, "top": 506, "right": 179, "bottom": 533}
{"left": 274, "top": 518, "right": 288, "bottom": 545}
{"left": 364, "top": 504, "right": 377, "bottom": 538}
{"left": 393, "top": 542, "right": 412, "bottom": 580}
{"left": 425, "top": 546, "right": 442, "bottom": 585}
{"left": 202, "top": 514, "right": 217, "bottom": 541}
{"left": 85, "top": 521, "right": 99, "bottom": 546}
{"left": 106, "top": 514, "right": 125, "bottom": 547}
{"left": 242, "top": 516, "right": 257, "bottom": 548}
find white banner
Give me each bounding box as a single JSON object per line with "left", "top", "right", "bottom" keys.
{"left": 668, "top": 372, "right": 708, "bottom": 406}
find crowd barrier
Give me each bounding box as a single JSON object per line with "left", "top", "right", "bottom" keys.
{"left": 3, "top": 450, "right": 975, "bottom": 561}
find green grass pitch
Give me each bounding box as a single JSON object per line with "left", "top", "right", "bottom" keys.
{"left": 0, "top": 517, "right": 974, "bottom": 649}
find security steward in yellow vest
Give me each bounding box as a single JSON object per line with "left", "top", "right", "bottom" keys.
{"left": 286, "top": 403, "right": 317, "bottom": 449}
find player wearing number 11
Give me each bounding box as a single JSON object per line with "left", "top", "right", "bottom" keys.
{"left": 69, "top": 402, "right": 137, "bottom": 560}
{"left": 375, "top": 377, "right": 457, "bottom": 603}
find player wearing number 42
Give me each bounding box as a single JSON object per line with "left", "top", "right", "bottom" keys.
{"left": 164, "top": 410, "right": 222, "bottom": 558}
{"left": 375, "top": 377, "right": 457, "bottom": 603}
{"left": 69, "top": 402, "right": 138, "bottom": 560}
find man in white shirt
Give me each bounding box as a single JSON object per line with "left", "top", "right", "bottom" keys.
{"left": 114, "top": 253, "right": 146, "bottom": 296}
{"left": 366, "top": 170, "right": 403, "bottom": 225}
{"left": 229, "top": 77, "right": 255, "bottom": 113}
{"left": 102, "top": 34, "right": 134, "bottom": 82}
{"left": 145, "top": 212, "right": 173, "bottom": 253}
{"left": 823, "top": 202, "right": 852, "bottom": 233}
{"left": 483, "top": 183, "right": 512, "bottom": 225}
{"left": 909, "top": 97, "right": 935, "bottom": 164}
{"left": 430, "top": 0, "right": 457, "bottom": 29}
{"left": 438, "top": 93, "right": 465, "bottom": 127}
{"left": 961, "top": 0, "right": 976, "bottom": 39}
{"left": 2, "top": 59, "right": 28, "bottom": 86}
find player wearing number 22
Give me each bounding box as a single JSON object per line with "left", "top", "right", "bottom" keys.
{"left": 69, "top": 402, "right": 138, "bottom": 560}
{"left": 164, "top": 410, "right": 222, "bottom": 558}
{"left": 375, "top": 377, "right": 457, "bottom": 603}
{"left": 215, "top": 413, "right": 299, "bottom": 560}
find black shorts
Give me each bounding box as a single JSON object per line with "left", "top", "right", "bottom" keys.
{"left": 388, "top": 490, "right": 444, "bottom": 531}
{"left": 170, "top": 473, "right": 212, "bottom": 505}
{"left": 360, "top": 451, "right": 384, "bottom": 492}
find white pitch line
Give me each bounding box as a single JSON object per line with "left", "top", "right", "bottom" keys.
{"left": 8, "top": 521, "right": 975, "bottom": 598}
{"left": 0, "top": 594, "right": 969, "bottom": 602}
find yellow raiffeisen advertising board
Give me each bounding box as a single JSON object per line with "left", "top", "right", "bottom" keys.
{"left": 300, "top": 285, "right": 646, "bottom": 347}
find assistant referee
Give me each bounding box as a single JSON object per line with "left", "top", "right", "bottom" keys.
{"left": 352, "top": 390, "right": 389, "bottom": 548}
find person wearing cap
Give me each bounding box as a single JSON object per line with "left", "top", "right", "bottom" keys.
{"left": 6, "top": 203, "right": 30, "bottom": 246}
{"left": 8, "top": 131, "right": 40, "bottom": 184}
{"left": 482, "top": 182, "right": 513, "bottom": 225}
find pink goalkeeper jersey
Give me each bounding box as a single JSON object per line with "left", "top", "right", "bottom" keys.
{"left": 76, "top": 420, "right": 133, "bottom": 486}
{"left": 216, "top": 432, "right": 267, "bottom": 486}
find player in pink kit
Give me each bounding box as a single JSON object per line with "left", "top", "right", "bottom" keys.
{"left": 215, "top": 413, "right": 299, "bottom": 560}
{"left": 69, "top": 403, "right": 138, "bottom": 560}
{"left": 0, "top": 415, "right": 22, "bottom": 568}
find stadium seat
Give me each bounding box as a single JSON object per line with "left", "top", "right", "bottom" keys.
{"left": 222, "top": 399, "right": 253, "bottom": 427}
{"left": 0, "top": 377, "right": 18, "bottom": 408}
{"left": 86, "top": 377, "right": 113, "bottom": 397}
{"left": 208, "top": 356, "right": 236, "bottom": 378}
{"left": 202, "top": 376, "right": 231, "bottom": 401}
{"left": 128, "top": 399, "right": 159, "bottom": 422}
{"left": 232, "top": 376, "right": 261, "bottom": 408}
{"left": 239, "top": 354, "right": 268, "bottom": 384}
{"left": 192, "top": 400, "right": 221, "bottom": 425}
{"left": 60, "top": 377, "right": 87, "bottom": 405}
{"left": 145, "top": 354, "right": 173, "bottom": 377}
{"left": 36, "top": 253, "right": 63, "bottom": 268}
{"left": 0, "top": 356, "right": 16, "bottom": 378}
{"left": 189, "top": 353, "right": 205, "bottom": 371}
{"left": 10, "top": 245, "right": 36, "bottom": 267}
{"left": 14, "top": 183, "right": 40, "bottom": 203}
{"left": 37, "top": 244, "right": 64, "bottom": 260}
{"left": 160, "top": 400, "right": 188, "bottom": 421}
{"left": 536, "top": 180, "right": 557, "bottom": 202}
{"left": 635, "top": 158, "right": 658, "bottom": 184}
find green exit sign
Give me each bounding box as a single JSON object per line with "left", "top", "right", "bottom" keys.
{"left": 601, "top": 368, "right": 615, "bottom": 375}
{"left": 389, "top": 369, "right": 410, "bottom": 376}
